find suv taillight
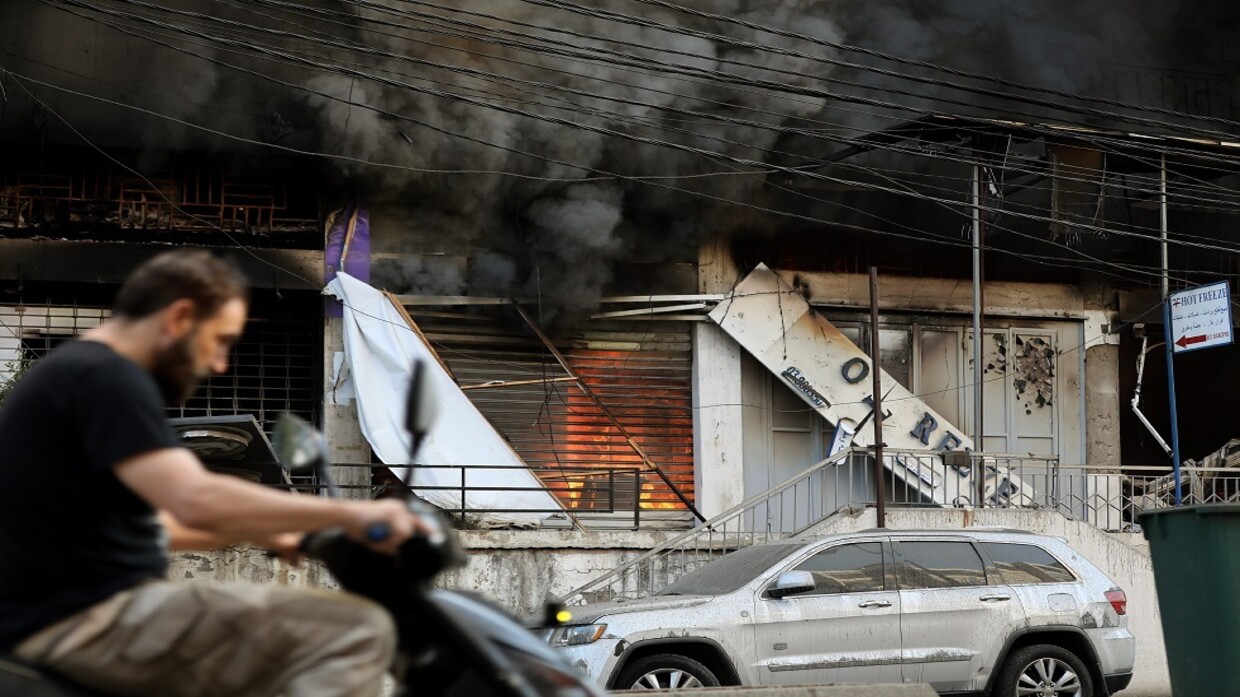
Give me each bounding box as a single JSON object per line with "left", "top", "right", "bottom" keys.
{"left": 1105, "top": 589, "right": 1127, "bottom": 616}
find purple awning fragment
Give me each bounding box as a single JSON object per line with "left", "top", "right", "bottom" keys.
{"left": 324, "top": 205, "right": 371, "bottom": 317}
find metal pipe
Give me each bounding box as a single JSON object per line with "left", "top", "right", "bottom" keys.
{"left": 1161, "top": 155, "right": 1169, "bottom": 301}
{"left": 869, "top": 267, "right": 887, "bottom": 528}
{"left": 972, "top": 164, "right": 986, "bottom": 505}
{"left": 1159, "top": 155, "right": 1184, "bottom": 505}
{"left": 1163, "top": 304, "right": 1184, "bottom": 506}
{"left": 972, "top": 164, "right": 984, "bottom": 448}
{"left": 459, "top": 377, "right": 579, "bottom": 391}
{"left": 1131, "top": 335, "right": 1173, "bottom": 456}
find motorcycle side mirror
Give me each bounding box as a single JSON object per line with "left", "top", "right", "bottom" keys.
{"left": 273, "top": 413, "right": 328, "bottom": 476}
{"left": 404, "top": 359, "right": 438, "bottom": 464}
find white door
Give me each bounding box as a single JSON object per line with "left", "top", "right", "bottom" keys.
{"left": 895, "top": 539, "right": 1026, "bottom": 693}
{"left": 742, "top": 360, "right": 832, "bottom": 531}
{"left": 915, "top": 322, "right": 1082, "bottom": 463}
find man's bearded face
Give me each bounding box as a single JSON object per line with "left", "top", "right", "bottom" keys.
{"left": 151, "top": 330, "right": 204, "bottom": 404}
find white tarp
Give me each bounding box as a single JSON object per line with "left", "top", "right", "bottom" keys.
{"left": 325, "top": 273, "right": 559, "bottom": 526}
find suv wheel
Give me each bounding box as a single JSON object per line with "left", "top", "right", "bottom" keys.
{"left": 993, "top": 644, "right": 1093, "bottom": 697}
{"left": 615, "top": 654, "right": 720, "bottom": 690}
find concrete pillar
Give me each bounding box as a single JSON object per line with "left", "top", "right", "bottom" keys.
{"left": 323, "top": 317, "right": 373, "bottom": 499}
{"left": 1085, "top": 343, "right": 1121, "bottom": 467}
{"left": 693, "top": 236, "right": 745, "bottom": 518}
{"left": 1083, "top": 280, "right": 1122, "bottom": 468}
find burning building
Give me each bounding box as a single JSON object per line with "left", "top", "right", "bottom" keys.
{"left": 3, "top": 0, "right": 1240, "bottom": 529}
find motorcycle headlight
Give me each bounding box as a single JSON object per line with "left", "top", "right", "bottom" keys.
{"left": 544, "top": 624, "right": 607, "bottom": 647}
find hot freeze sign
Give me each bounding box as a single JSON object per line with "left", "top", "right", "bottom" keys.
{"left": 1169, "top": 281, "right": 1233, "bottom": 354}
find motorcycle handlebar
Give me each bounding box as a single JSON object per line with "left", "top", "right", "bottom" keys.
{"left": 294, "top": 502, "right": 465, "bottom": 574}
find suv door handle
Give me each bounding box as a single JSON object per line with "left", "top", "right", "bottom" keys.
{"left": 858, "top": 600, "right": 892, "bottom": 609}
{"left": 979, "top": 594, "right": 1012, "bottom": 602}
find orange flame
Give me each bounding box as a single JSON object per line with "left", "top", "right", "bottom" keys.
{"left": 530, "top": 349, "right": 694, "bottom": 512}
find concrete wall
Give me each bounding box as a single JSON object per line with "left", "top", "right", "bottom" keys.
{"left": 694, "top": 234, "right": 746, "bottom": 517}
{"left": 1085, "top": 343, "right": 1122, "bottom": 467}
{"left": 434, "top": 530, "right": 675, "bottom": 616}
{"left": 1083, "top": 280, "right": 1123, "bottom": 469}
{"left": 170, "top": 545, "right": 338, "bottom": 589}
{"left": 171, "top": 530, "right": 675, "bottom": 616}
{"left": 323, "top": 316, "right": 375, "bottom": 499}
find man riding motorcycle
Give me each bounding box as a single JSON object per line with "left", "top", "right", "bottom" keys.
{"left": 0, "top": 249, "right": 425, "bottom": 697}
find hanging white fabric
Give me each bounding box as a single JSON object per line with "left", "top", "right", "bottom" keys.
{"left": 325, "top": 272, "right": 558, "bottom": 526}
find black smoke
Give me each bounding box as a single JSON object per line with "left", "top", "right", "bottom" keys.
{"left": 3, "top": 0, "right": 1225, "bottom": 318}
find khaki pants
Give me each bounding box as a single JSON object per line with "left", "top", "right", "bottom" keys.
{"left": 15, "top": 582, "right": 395, "bottom": 697}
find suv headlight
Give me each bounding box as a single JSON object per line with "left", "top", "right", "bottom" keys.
{"left": 544, "top": 624, "right": 608, "bottom": 647}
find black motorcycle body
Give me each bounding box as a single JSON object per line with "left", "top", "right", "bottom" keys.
{"left": 1, "top": 525, "right": 598, "bottom": 697}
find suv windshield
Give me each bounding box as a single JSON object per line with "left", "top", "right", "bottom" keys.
{"left": 658, "top": 544, "right": 801, "bottom": 596}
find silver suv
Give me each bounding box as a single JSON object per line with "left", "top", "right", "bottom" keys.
{"left": 547, "top": 529, "right": 1134, "bottom": 696}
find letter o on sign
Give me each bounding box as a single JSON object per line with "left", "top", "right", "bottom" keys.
{"left": 841, "top": 357, "right": 870, "bottom": 384}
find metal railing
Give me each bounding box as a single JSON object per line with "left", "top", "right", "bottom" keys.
{"left": 558, "top": 449, "right": 1240, "bottom": 606}
{"left": 281, "top": 452, "right": 1233, "bottom": 602}
{"left": 1015, "top": 464, "right": 1240, "bottom": 532}
{"left": 884, "top": 454, "right": 1240, "bottom": 531}
{"left": 558, "top": 449, "right": 859, "bottom": 605}
{"left": 280, "top": 463, "right": 697, "bottom": 529}
{"left": 558, "top": 448, "right": 1062, "bottom": 605}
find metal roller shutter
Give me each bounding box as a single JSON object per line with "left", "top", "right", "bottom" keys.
{"left": 409, "top": 306, "right": 695, "bottom": 515}
{"left": 0, "top": 283, "right": 321, "bottom": 433}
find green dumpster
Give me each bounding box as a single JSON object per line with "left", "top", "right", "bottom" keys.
{"left": 1140, "top": 504, "right": 1240, "bottom": 697}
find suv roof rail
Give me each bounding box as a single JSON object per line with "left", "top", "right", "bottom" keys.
{"left": 847, "top": 527, "right": 1039, "bottom": 536}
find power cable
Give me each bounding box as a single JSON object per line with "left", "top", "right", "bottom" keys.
{"left": 14, "top": 15, "right": 1240, "bottom": 287}
{"left": 121, "top": 0, "right": 1240, "bottom": 148}
{"left": 5, "top": 65, "right": 1199, "bottom": 295}
{"left": 37, "top": 0, "right": 1240, "bottom": 259}
{"left": 522, "top": 0, "right": 1240, "bottom": 139}
{"left": 89, "top": 0, "right": 1240, "bottom": 216}
{"left": 3, "top": 66, "right": 1222, "bottom": 433}
{"left": 38, "top": 0, "right": 1240, "bottom": 220}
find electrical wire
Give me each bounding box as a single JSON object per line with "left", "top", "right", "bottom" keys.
{"left": 515, "top": 0, "right": 1240, "bottom": 142}
{"left": 68, "top": 0, "right": 1240, "bottom": 220}
{"left": 3, "top": 66, "right": 1204, "bottom": 291}
{"left": 103, "top": 0, "right": 1240, "bottom": 152}
{"left": 89, "top": 6, "right": 1230, "bottom": 256}
{"left": 33, "top": 0, "right": 1240, "bottom": 259}
{"left": 608, "top": 0, "right": 1240, "bottom": 132}
{"left": 0, "top": 63, "right": 1221, "bottom": 430}
{"left": 31, "top": 0, "right": 1240, "bottom": 225}
{"left": 235, "top": 0, "right": 1240, "bottom": 207}
{"left": 4, "top": 54, "right": 1235, "bottom": 286}
{"left": 14, "top": 2, "right": 1240, "bottom": 279}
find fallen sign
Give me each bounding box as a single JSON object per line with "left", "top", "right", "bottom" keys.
{"left": 710, "top": 264, "right": 1030, "bottom": 507}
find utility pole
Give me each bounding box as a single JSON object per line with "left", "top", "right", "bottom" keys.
{"left": 972, "top": 163, "right": 986, "bottom": 505}
{"left": 869, "top": 266, "right": 887, "bottom": 528}
{"left": 1160, "top": 154, "right": 1184, "bottom": 505}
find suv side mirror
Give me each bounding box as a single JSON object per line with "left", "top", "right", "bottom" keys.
{"left": 768, "top": 571, "right": 816, "bottom": 599}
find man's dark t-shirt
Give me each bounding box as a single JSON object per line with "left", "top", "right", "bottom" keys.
{"left": 0, "top": 340, "right": 180, "bottom": 651}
